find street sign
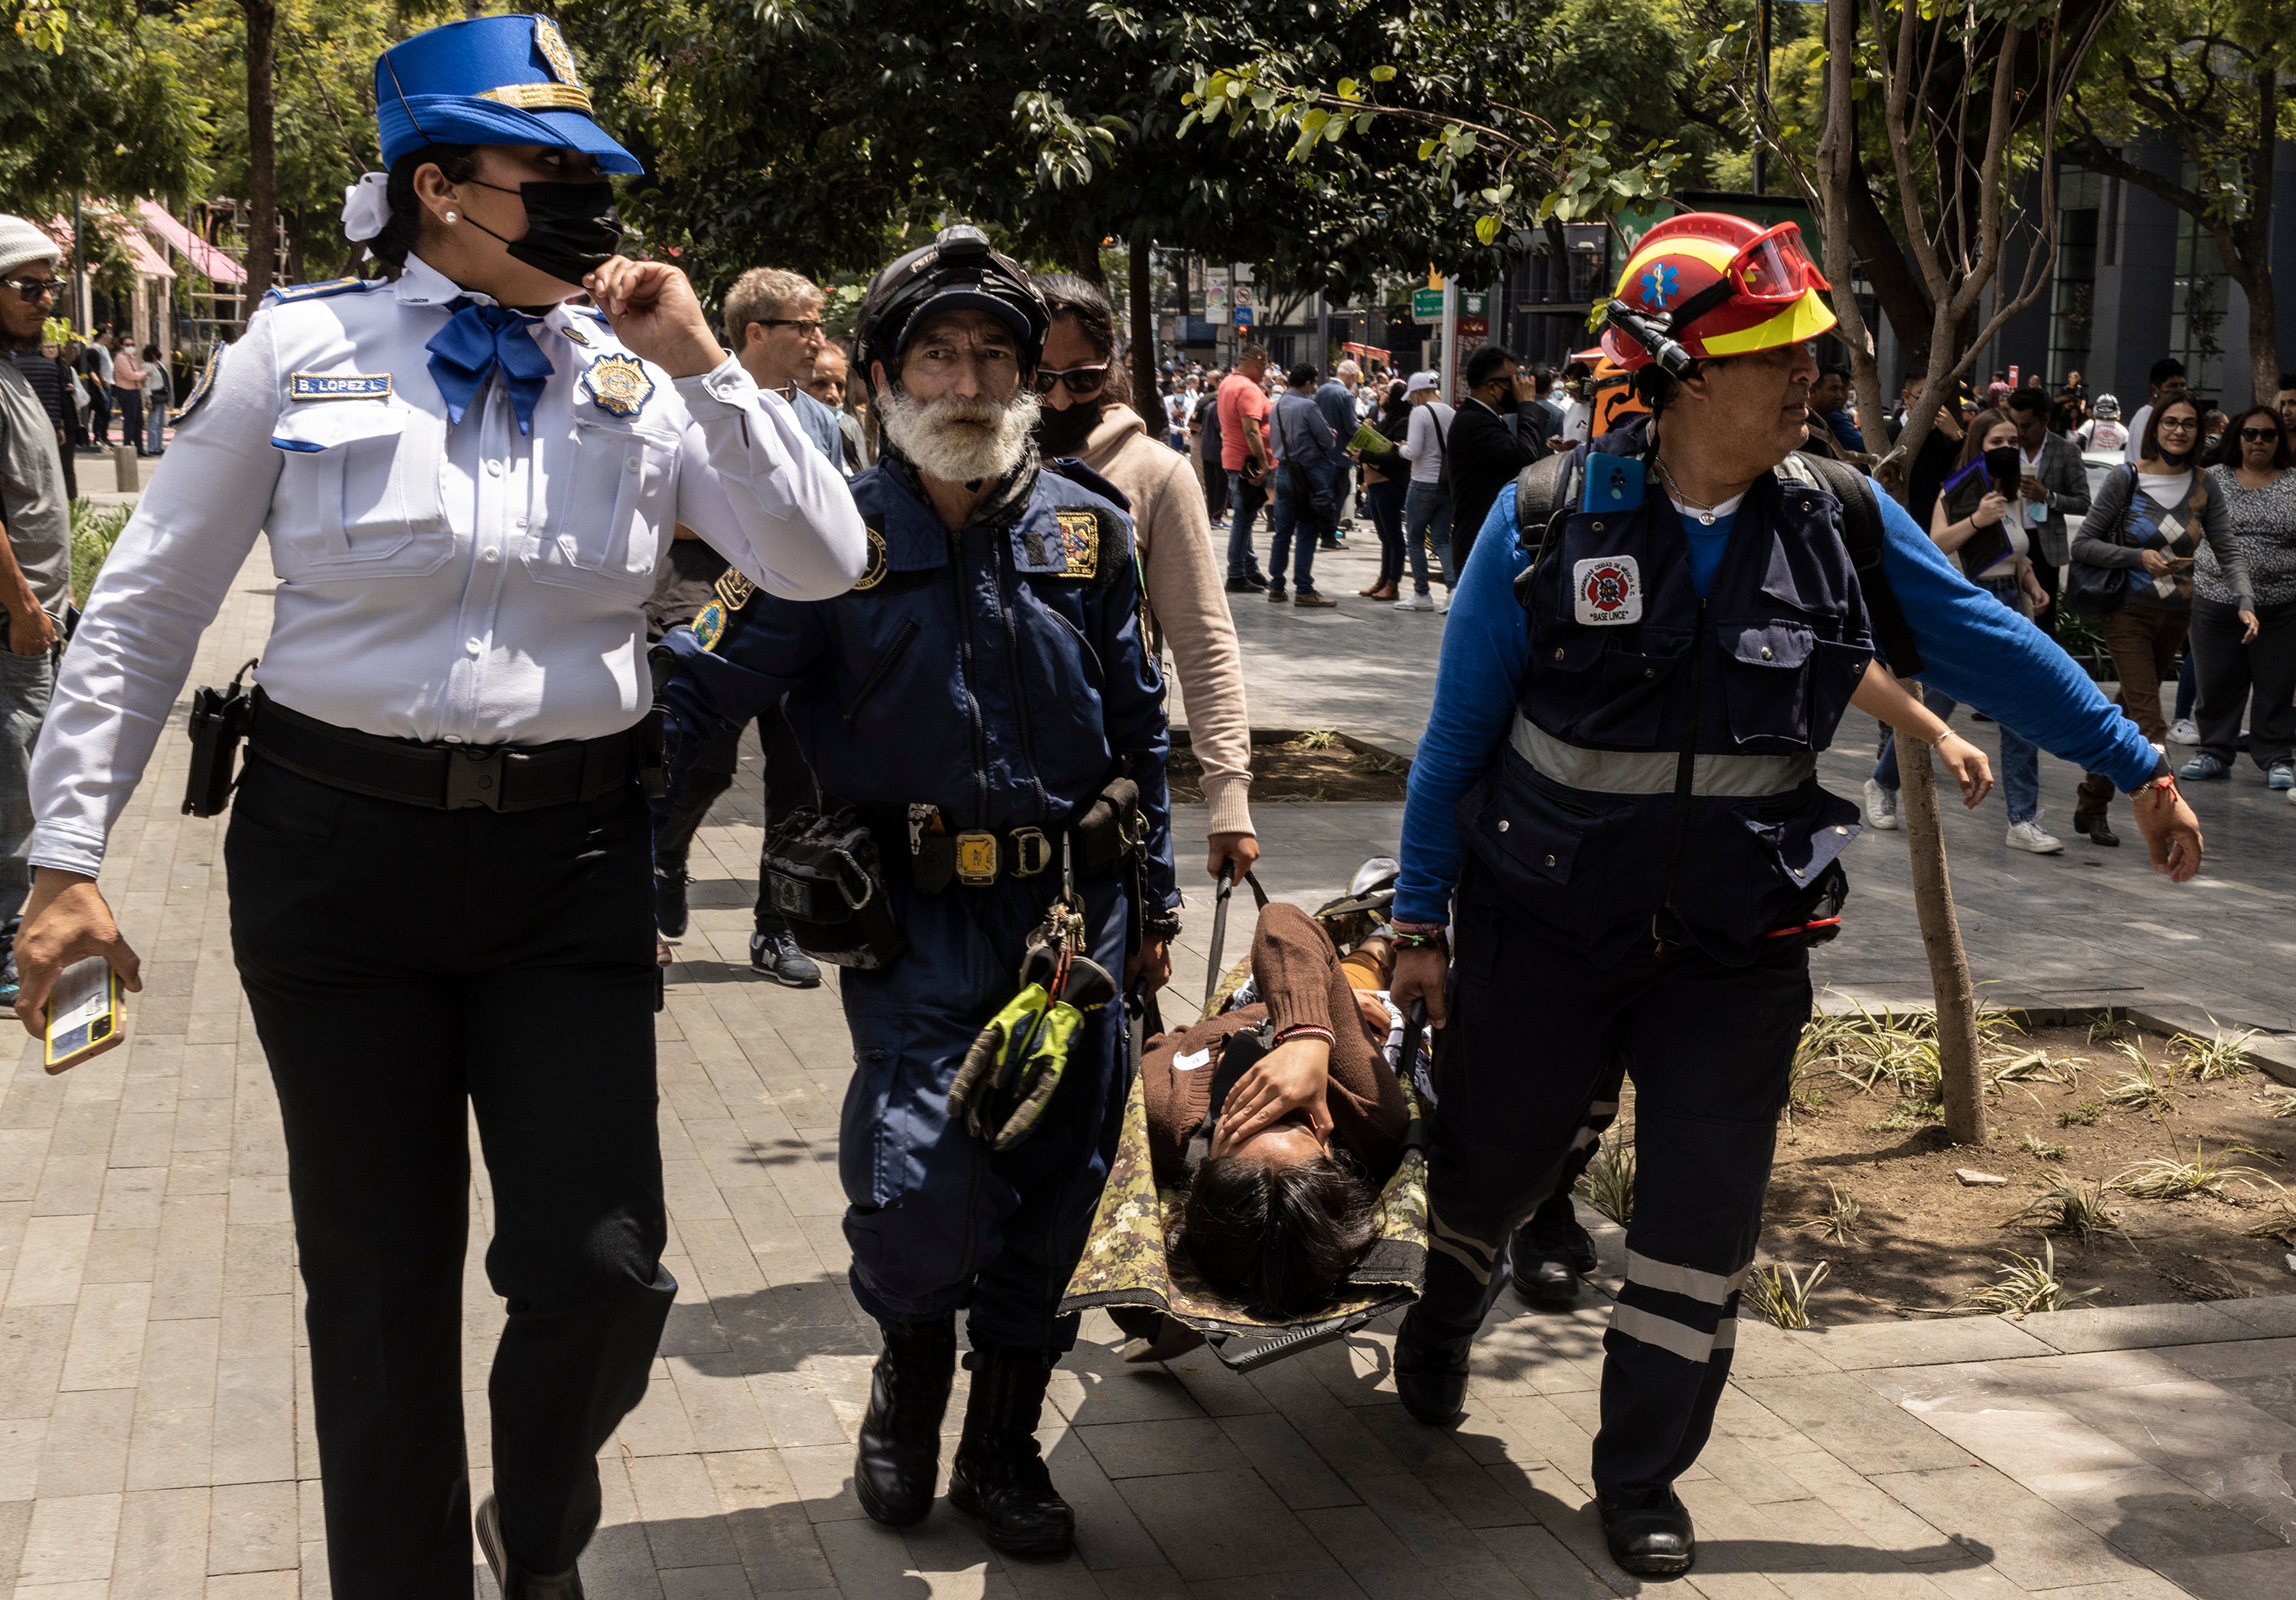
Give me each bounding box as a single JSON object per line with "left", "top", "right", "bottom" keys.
{"left": 1456, "top": 318, "right": 1489, "bottom": 338}
{"left": 1459, "top": 292, "right": 1488, "bottom": 317}
{"left": 1234, "top": 305, "right": 1253, "bottom": 328}
{"left": 1411, "top": 287, "right": 1444, "bottom": 322}
{"left": 1234, "top": 285, "right": 1252, "bottom": 309}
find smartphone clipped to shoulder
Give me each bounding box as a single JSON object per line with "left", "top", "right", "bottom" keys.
{"left": 44, "top": 955, "right": 125, "bottom": 1075}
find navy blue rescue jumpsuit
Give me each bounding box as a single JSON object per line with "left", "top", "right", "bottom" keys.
{"left": 656, "top": 459, "right": 1176, "bottom": 1355}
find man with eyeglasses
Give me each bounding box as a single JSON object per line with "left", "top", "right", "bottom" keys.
{"left": 0, "top": 217, "right": 74, "bottom": 1003}
{"left": 645, "top": 264, "right": 853, "bottom": 984}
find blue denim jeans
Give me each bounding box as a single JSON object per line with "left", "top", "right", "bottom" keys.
{"left": 1404, "top": 480, "right": 1454, "bottom": 596}
{"left": 1225, "top": 469, "right": 1270, "bottom": 580}
{"left": 0, "top": 642, "right": 59, "bottom": 935}
{"left": 1267, "top": 472, "right": 1323, "bottom": 593}
{"left": 1870, "top": 580, "right": 2040, "bottom": 824}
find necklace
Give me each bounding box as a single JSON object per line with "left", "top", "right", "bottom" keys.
{"left": 1652, "top": 455, "right": 1720, "bottom": 526}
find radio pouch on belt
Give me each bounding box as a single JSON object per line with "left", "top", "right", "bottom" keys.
{"left": 184, "top": 658, "right": 260, "bottom": 818}
{"left": 761, "top": 804, "right": 905, "bottom": 970}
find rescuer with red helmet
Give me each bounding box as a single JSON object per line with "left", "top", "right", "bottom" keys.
{"left": 1378, "top": 211, "right": 2203, "bottom": 1576}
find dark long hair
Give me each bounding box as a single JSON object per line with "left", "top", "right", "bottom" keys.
{"left": 1034, "top": 271, "right": 1130, "bottom": 404}
{"left": 1955, "top": 407, "right": 2014, "bottom": 471}
{"left": 2210, "top": 404, "right": 2289, "bottom": 470}
{"left": 1180, "top": 1151, "right": 1379, "bottom": 1318}
{"left": 2139, "top": 394, "right": 2203, "bottom": 468}
{"left": 367, "top": 145, "right": 479, "bottom": 276}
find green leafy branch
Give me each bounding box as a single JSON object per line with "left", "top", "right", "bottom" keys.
{"left": 1179, "top": 60, "right": 1681, "bottom": 246}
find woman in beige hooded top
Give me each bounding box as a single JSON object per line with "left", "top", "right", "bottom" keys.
{"left": 1033, "top": 273, "right": 1258, "bottom": 881}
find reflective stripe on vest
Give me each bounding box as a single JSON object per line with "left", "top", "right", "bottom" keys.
{"left": 1510, "top": 713, "right": 1815, "bottom": 798}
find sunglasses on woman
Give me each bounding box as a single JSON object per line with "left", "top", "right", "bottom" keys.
{"left": 1033, "top": 364, "right": 1110, "bottom": 398}
{"left": 2240, "top": 427, "right": 2282, "bottom": 442}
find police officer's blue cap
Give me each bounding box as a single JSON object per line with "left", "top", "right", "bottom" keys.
{"left": 375, "top": 15, "right": 641, "bottom": 177}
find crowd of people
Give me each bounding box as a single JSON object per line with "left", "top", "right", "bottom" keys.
{"left": 0, "top": 19, "right": 2252, "bottom": 1592}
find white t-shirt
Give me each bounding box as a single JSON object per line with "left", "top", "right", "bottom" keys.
{"left": 1400, "top": 401, "right": 1454, "bottom": 485}
{"left": 1561, "top": 399, "right": 1592, "bottom": 442}
{"left": 2077, "top": 418, "right": 2127, "bottom": 452}
{"left": 2124, "top": 404, "right": 2154, "bottom": 463}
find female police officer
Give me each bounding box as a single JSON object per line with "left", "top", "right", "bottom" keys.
{"left": 1384, "top": 214, "right": 2204, "bottom": 1578}
{"left": 11, "top": 16, "right": 863, "bottom": 1598}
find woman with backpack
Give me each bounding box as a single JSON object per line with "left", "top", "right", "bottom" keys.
{"left": 2064, "top": 394, "right": 2255, "bottom": 844}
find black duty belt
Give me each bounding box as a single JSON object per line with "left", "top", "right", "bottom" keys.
{"left": 246, "top": 689, "right": 655, "bottom": 812}
{"left": 858, "top": 806, "right": 1062, "bottom": 890}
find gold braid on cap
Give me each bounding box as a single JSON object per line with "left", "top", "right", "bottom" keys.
{"left": 475, "top": 83, "right": 595, "bottom": 113}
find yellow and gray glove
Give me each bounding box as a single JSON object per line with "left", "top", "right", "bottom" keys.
{"left": 948, "top": 957, "right": 1117, "bottom": 1150}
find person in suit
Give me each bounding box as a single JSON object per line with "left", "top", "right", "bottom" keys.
{"left": 2004, "top": 385, "right": 2089, "bottom": 640}
{"left": 1446, "top": 344, "right": 1546, "bottom": 575}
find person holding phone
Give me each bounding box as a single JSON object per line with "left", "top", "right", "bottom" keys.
{"left": 10, "top": 18, "right": 865, "bottom": 1598}
{"left": 2065, "top": 394, "right": 2255, "bottom": 844}
{"left": 1863, "top": 409, "right": 2063, "bottom": 852}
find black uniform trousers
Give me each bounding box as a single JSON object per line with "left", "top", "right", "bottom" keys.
{"left": 651, "top": 704, "right": 813, "bottom": 935}
{"left": 1415, "top": 872, "right": 1809, "bottom": 1504}
{"left": 226, "top": 755, "right": 676, "bottom": 1598}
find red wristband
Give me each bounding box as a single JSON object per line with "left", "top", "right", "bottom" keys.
{"left": 1274, "top": 1024, "right": 1335, "bottom": 1047}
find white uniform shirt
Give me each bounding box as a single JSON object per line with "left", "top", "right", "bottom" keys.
{"left": 29, "top": 254, "right": 866, "bottom": 877}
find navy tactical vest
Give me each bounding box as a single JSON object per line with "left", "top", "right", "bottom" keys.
{"left": 1460, "top": 435, "right": 1877, "bottom": 965}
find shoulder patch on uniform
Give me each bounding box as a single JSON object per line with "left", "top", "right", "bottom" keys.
{"left": 582, "top": 353, "right": 654, "bottom": 418}
{"left": 1055, "top": 508, "right": 1100, "bottom": 580}
{"left": 851, "top": 528, "right": 889, "bottom": 592}
{"left": 289, "top": 371, "right": 392, "bottom": 402}
{"left": 262, "top": 276, "right": 381, "bottom": 305}
{"left": 168, "top": 344, "right": 224, "bottom": 424}
{"left": 692, "top": 600, "right": 729, "bottom": 651}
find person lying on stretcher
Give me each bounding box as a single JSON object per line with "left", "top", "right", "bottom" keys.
{"left": 1141, "top": 902, "right": 1412, "bottom": 1316}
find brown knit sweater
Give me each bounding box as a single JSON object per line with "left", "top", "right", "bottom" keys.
{"left": 1078, "top": 403, "right": 1254, "bottom": 840}
{"left": 1140, "top": 903, "right": 1410, "bottom": 1184}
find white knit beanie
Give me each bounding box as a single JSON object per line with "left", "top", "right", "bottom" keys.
{"left": 0, "top": 215, "right": 62, "bottom": 281}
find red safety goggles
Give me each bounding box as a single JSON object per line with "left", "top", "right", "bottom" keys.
{"left": 1730, "top": 223, "right": 1831, "bottom": 304}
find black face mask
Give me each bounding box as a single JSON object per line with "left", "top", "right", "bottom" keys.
{"left": 1034, "top": 399, "right": 1102, "bottom": 457}
{"left": 465, "top": 178, "right": 624, "bottom": 288}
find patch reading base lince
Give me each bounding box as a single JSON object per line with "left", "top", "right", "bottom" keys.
{"left": 1572, "top": 553, "right": 1642, "bottom": 625}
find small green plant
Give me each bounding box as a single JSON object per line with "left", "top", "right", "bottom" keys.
{"left": 1356, "top": 751, "right": 1407, "bottom": 776}
{"left": 2021, "top": 1133, "right": 2069, "bottom": 1161}
{"left": 1962, "top": 1241, "right": 2097, "bottom": 1317}
{"left": 2267, "top": 1092, "right": 2296, "bottom": 1120}
{"left": 1802, "top": 1183, "right": 1861, "bottom": 1244}
{"left": 1987, "top": 1050, "right": 2063, "bottom": 1093}
{"left": 1576, "top": 1123, "right": 1635, "bottom": 1226}
{"left": 2174, "top": 1021, "right": 2256, "bottom": 1082}
{"left": 2242, "top": 1198, "right": 2296, "bottom": 1241}
{"left": 2004, "top": 1174, "right": 2120, "bottom": 1239}
{"left": 2110, "top": 1141, "right": 2274, "bottom": 1201}
{"left": 2104, "top": 1047, "right": 2177, "bottom": 1115}
{"left": 1290, "top": 728, "right": 1342, "bottom": 750}
{"left": 2058, "top": 1101, "right": 2106, "bottom": 1128}
{"left": 2087, "top": 1016, "right": 2125, "bottom": 1045}
{"left": 70, "top": 498, "right": 132, "bottom": 599}
{"left": 1746, "top": 1261, "right": 1829, "bottom": 1330}
{"left": 1867, "top": 1098, "right": 1943, "bottom": 1133}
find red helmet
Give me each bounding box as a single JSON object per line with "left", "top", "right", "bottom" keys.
{"left": 1601, "top": 213, "right": 1836, "bottom": 368}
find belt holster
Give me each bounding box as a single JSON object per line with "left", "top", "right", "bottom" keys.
{"left": 183, "top": 657, "right": 259, "bottom": 818}
{"left": 761, "top": 802, "right": 905, "bottom": 969}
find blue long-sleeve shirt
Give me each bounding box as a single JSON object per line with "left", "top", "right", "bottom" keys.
{"left": 1393, "top": 477, "right": 2162, "bottom": 925}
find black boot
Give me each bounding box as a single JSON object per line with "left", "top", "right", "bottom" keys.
{"left": 947, "top": 1347, "right": 1075, "bottom": 1557}
{"left": 2073, "top": 809, "right": 2120, "bottom": 847}
{"left": 476, "top": 1494, "right": 586, "bottom": 1598}
{"left": 1600, "top": 1487, "right": 1696, "bottom": 1576}
{"left": 855, "top": 1317, "right": 957, "bottom": 1527}
{"left": 1511, "top": 1191, "right": 1599, "bottom": 1309}
{"left": 1394, "top": 1210, "right": 1501, "bottom": 1425}
{"left": 654, "top": 869, "right": 691, "bottom": 938}
{"left": 1392, "top": 1305, "right": 1473, "bottom": 1425}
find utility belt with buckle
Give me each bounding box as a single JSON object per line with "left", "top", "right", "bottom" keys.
{"left": 243, "top": 688, "right": 667, "bottom": 812}
{"left": 864, "top": 776, "right": 1143, "bottom": 895}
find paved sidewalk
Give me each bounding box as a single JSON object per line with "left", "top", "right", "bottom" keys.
{"left": 5, "top": 541, "right": 2294, "bottom": 1598}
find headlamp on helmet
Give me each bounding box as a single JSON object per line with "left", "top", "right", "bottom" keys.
{"left": 853, "top": 224, "right": 1052, "bottom": 394}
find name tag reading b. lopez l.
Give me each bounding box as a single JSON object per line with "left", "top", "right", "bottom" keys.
{"left": 289, "top": 372, "right": 394, "bottom": 401}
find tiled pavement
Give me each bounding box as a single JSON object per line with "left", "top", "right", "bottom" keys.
{"left": 5, "top": 536, "right": 2294, "bottom": 1598}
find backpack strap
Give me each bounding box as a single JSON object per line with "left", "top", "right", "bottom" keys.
{"left": 1509, "top": 449, "right": 1580, "bottom": 613}
{"left": 1789, "top": 450, "right": 1925, "bottom": 677}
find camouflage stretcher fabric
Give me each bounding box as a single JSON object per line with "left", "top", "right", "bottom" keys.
{"left": 1059, "top": 1065, "right": 1429, "bottom": 1353}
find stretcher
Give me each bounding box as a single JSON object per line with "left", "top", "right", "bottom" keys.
{"left": 1059, "top": 864, "right": 1430, "bottom": 1373}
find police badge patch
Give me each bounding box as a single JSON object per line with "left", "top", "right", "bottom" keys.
{"left": 1055, "top": 509, "right": 1099, "bottom": 580}
{"left": 583, "top": 354, "right": 654, "bottom": 418}
{"left": 692, "top": 600, "right": 729, "bottom": 652}
{"left": 1572, "top": 553, "right": 1643, "bottom": 626}
{"left": 851, "top": 528, "right": 889, "bottom": 592}
{"left": 533, "top": 15, "right": 585, "bottom": 87}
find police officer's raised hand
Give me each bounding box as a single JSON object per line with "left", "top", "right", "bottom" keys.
{"left": 583, "top": 259, "right": 726, "bottom": 379}
{"left": 13, "top": 868, "right": 142, "bottom": 1036}
{"left": 1390, "top": 945, "right": 1449, "bottom": 1030}
{"left": 2131, "top": 779, "right": 2204, "bottom": 883}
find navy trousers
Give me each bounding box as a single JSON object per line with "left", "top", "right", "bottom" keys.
{"left": 837, "top": 870, "right": 1130, "bottom": 1354}
{"left": 1413, "top": 871, "right": 1809, "bottom": 1504}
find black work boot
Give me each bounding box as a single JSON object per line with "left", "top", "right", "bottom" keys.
{"left": 476, "top": 1494, "right": 586, "bottom": 1598}
{"left": 1600, "top": 1487, "right": 1696, "bottom": 1576}
{"left": 654, "top": 868, "right": 692, "bottom": 938}
{"left": 1393, "top": 1305, "right": 1473, "bottom": 1425}
{"left": 947, "top": 1347, "right": 1075, "bottom": 1557}
{"left": 1511, "top": 1191, "right": 1600, "bottom": 1309}
{"left": 2073, "top": 809, "right": 2120, "bottom": 847}
{"left": 855, "top": 1317, "right": 958, "bottom": 1527}
{"left": 1395, "top": 1213, "right": 1502, "bottom": 1425}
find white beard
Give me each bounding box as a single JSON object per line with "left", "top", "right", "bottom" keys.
{"left": 879, "top": 385, "right": 1040, "bottom": 484}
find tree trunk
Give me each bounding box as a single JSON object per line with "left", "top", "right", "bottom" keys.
{"left": 242, "top": 0, "right": 279, "bottom": 320}
{"left": 1897, "top": 733, "right": 1986, "bottom": 1143}
{"left": 2242, "top": 67, "right": 2278, "bottom": 405}
{"left": 1129, "top": 231, "right": 1157, "bottom": 431}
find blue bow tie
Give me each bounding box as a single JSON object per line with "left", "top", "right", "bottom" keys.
{"left": 426, "top": 299, "right": 553, "bottom": 435}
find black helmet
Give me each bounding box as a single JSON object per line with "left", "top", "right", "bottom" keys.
{"left": 853, "top": 224, "right": 1050, "bottom": 394}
